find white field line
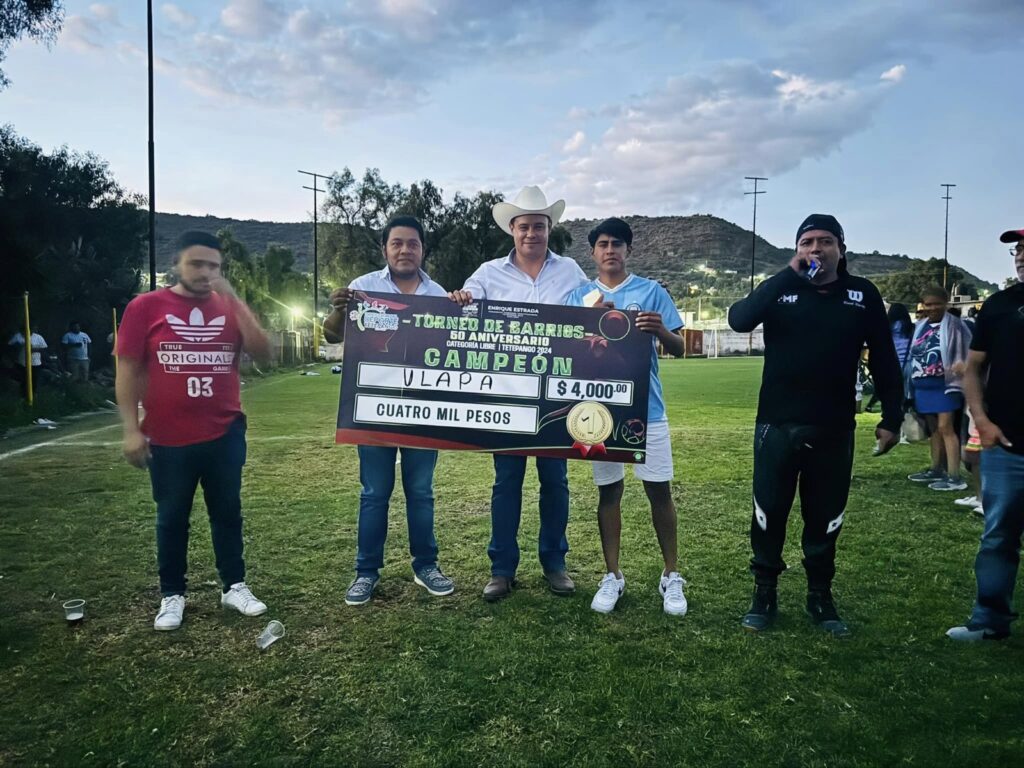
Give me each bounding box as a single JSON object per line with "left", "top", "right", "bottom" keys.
{"left": 50, "top": 435, "right": 322, "bottom": 448}
{"left": 0, "top": 423, "right": 122, "bottom": 462}
{"left": 4, "top": 426, "right": 746, "bottom": 459}
{"left": 0, "top": 373, "right": 330, "bottom": 464}
{"left": 0, "top": 433, "right": 331, "bottom": 459}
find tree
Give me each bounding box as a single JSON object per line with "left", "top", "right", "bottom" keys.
{"left": 0, "top": 1, "right": 64, "bottom": 89}
{"left": 0, "top": 125, "right": 145, "bottom": 358}
{"left": 873, "top": 257, "right": 973, "bottom": 305}
{"left": 217, "top": 229, "right": 265, "bottom": 312}
{"left": 319, "top": 168, "right": 396, "bottom": 287}
{"left": 428, "top": 191, "right": 511, "bottom": 291}
{"left": 213, "top": 232, "right": 311, "bottom": 328}
{"left": 318, "top": 168, "right": 574, "bottom": 292}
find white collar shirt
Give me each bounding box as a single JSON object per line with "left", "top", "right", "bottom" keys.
{"left": 462, "top": 249, "right": 587, "bottom": 304}
{"left": 349, "top": 266, "right": 447, "bottom": 297}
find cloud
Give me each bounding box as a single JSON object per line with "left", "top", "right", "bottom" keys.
{"left": 162, "top": 4, "right": 198, "bottom": 30}
{"left": 220, "top": 0, "right": 285, "bottom": 39}
{"left": 61, "top": 16, "right": 104, "bottom": 53}
{"left": 880, "top": 64, "right": 906, "bottom": 82}
{"left": 563, "top": 131, "right": 586, "bottom": 153}
{"left": 88, "top": 4, "right": 120, "bottom": 24}
{"left": 558, "top": 63, "right": 896, "bottom": 217}
{"left": 767, "top": 0, "right": 1024, "bottom": 79}
{"left": 140, "top": 0, "right": 610, "bottom": 121}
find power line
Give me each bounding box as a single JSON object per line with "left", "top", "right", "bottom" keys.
{"left": 744, "top": 177, "right": 767, "bottom": 293}
{"left": 941, "top": 183, "right": 956, "bottom": 291}
{"left": 298, "top": 170, "right": 331, "bottom": 340}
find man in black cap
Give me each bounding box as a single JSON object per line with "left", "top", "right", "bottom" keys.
{"left": 728, "top": 214, "right": 903, "bottom": 636}
{"left": 947, "top": 227, "right": 1024, "bottom": 641}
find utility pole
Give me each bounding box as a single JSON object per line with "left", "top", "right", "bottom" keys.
{"left": 298, "top": 170, "right": 331, "bottom": 353}
{"left": 745, "top": 177, "right": 767, "bottom": 293}
{"left": 146, "top": 0, "right": 156, "bottom": 291}
{"left": 941, "top": 183, "right": 956, "bottom": 291}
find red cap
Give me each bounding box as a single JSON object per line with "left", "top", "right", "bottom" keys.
{"left": 999, "top": 229, "right": 1024, "bottom": 243}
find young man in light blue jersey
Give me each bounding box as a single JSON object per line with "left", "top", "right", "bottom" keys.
{"left": 324, "top": 215, "right": 455, "bottom": 606}
{"left": 566, "top": 218, "right": 688, "bottom": 615}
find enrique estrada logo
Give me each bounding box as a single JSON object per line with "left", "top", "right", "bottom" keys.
{"left": 166, "top": 308, "right": 226, "bottom": 342}
{"left": 349, "top": 300, "right": 399, "bottom": 332}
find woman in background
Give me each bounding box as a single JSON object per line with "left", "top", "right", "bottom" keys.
{"left": 905, "top": 287, "right": 972, "bottom": 491}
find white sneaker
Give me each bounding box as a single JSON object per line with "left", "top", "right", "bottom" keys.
{"left": 953, "top": 495, "right": 979, "bottom": 507}
{"left": 659, "top": 572, "right": 688, "bottom": 617}
{"left": 221, "top": 582, "right": 268, "bottom": 617}
{"left": 154, "top": 594, "right": 185, "bottom": 631}
{"left": 591, "top": 572, "right": 625, "bottom": 614}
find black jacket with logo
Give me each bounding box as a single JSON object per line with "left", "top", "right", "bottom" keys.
{"left": 728, "top": 267, "right": 903, "bottom": 434}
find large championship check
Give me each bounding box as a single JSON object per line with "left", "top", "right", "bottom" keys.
{"left": 335, "top": 291, "right": 652, "bottom": 462}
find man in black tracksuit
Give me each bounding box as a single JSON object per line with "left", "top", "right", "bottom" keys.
{"left": 728, "top": 214, "right": 903, "bottom": 636}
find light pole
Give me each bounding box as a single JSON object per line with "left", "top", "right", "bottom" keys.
{"left": 298, "top": 170, "right": 330, "bottom": 352}
{"left": 146, "top": 0, "right": 156, "bottom": 291}
{"left": 941, "top": 183, "right": 956, "bottom": 291}
{"left": 744, "top": 176, "right": 767, "bottom": 293}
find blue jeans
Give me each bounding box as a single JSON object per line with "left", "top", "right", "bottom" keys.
{"left": 488, "top": 455, "right": 569, "bottom": 578}
{"left": 149, "top": 416, "right": 247, "bottom": 597}
{"left": 969, "top": 446, "right": 1024, "bottom": 631}
{"left": 355, "top": 446, "right": 439, "bottom": 578}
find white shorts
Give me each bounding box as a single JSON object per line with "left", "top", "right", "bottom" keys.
{"left": 592, "top": 420, "right": 674, "bottom": 486}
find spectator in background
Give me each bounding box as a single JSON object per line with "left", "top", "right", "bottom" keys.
{"left": 866, "top": 303, "right": 914, "bottom": 413}
{"left": 905, "top": 286, "right": 972, "bottom": 492}
{"left": 964, "top": 305, "right": 979, "bottom": 332}
{"left": 888, "top": 303, "right": 915, "bottom": 369}
{"left": 7, "top": 326, "right": 47, "bottom": 398}
{"left": 61, "top": 321, "right": 92, "bottom": 382}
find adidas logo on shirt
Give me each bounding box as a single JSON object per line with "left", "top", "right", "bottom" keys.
{"left": 166, "top": 308, "right": 226, "bottom": 342}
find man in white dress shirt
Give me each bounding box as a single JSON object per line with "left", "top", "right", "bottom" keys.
{"left": 449, "top": 187, "right": 587, "bottom": 601}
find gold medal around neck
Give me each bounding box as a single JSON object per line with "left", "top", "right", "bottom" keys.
{"left": 566, "top": 401, "right": 614, "bottom": 446}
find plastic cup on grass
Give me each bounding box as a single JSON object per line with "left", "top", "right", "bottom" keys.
{"left": 257, "top": 620, "right": 285, "bottom": 650}
{"left": 63, "top": 599, "right": 86, "bottom": 626}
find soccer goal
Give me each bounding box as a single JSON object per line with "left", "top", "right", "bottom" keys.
{"left": 707, "top": 328, "right": 720, "bottom": 359}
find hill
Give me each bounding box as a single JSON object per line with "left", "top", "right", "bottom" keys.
{"left": 154, "top": 211, "right": 996, "bottom": 295}
{"left": 558, "top": 214, "right": 996, "bottom": 296}
{"left": 154, "top": 213, "right": 313, "bottom": 271}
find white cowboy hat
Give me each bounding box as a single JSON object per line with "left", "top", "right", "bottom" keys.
{"left": 492, "top": 185, "right": 566, "bottom": 235}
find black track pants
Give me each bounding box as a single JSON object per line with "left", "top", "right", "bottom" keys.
{"left": 749, "top": 423, "right": 854, "bottom": 590}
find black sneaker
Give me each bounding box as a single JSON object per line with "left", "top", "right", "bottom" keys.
{"left": 806, "top": 590, "right": 850, "bottom": 637}
{"left": 741, "top": 584, "right": 777, "bottom": 632}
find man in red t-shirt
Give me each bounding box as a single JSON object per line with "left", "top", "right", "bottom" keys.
{"left": 116, "top": 231, "right": 271, "bottom": 631}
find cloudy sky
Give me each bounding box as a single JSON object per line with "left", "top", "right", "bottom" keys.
{"left": 3, "top": 0, "right": 1021, "bottom": 282}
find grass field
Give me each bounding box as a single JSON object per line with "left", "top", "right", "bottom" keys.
{"left": 2, "top": 358, "right": 1022, "bottom": 767}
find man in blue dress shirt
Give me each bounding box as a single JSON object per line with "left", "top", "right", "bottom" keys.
{"left": 449, "top": 186, "right": 588, "bottom": 601}
{"left": 324, "top": 215, "right": 455, "bottom": 606}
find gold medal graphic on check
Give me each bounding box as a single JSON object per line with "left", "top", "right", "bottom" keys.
{"left": 566, "top": 401, "right": 614, "bottom": 446}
